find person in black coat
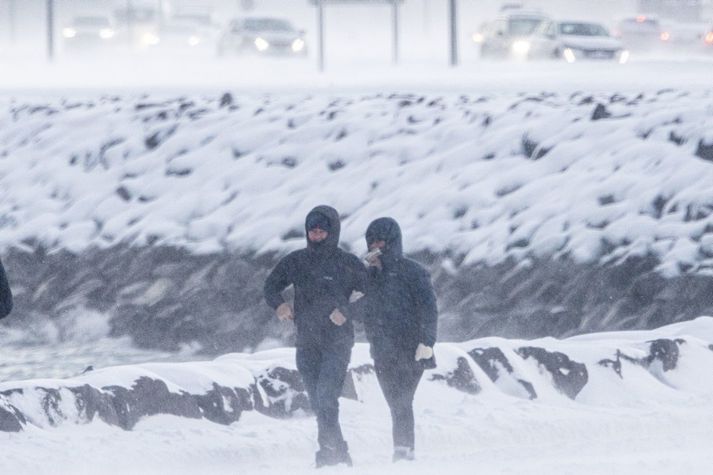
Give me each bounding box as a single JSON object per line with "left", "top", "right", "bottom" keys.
{"left": 264, "top": 205, "right": 367, "bottom": 468}
{"left": 362, "top": 217, "right": 437, "bottom": 462}
{"left": 0, "top": 257, "right": 12, "bottom": 320}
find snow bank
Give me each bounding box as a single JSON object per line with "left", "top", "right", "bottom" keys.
{"left": 1, "top": 90, "right": 713, "bottom": 275}
{"left": 2, "top": 317, "right": 711, "bottom": 433}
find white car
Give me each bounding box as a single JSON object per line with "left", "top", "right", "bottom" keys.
{"left": 475, "top": 9, "right": 551, "bottom": 60}
{"left": 62, "top": 16, "right": 116, "bottom": 50}
{"left": 529, "top": 20, "right": 629, "bottom": 64}
{"left": 217, "top": 17, "right": 307, "bottom": 57}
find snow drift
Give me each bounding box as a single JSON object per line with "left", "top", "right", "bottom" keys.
{"left": 2, "top": 317, "right": 712, "bottom": 434}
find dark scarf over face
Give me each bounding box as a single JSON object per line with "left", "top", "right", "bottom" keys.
{"left": 365, "top": 217, "right": 403, "bottom": 269}
{"left": 305, "top": 205, "right": 341, "bottom": 253}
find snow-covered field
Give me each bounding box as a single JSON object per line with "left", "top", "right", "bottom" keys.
{"left": 2, "top": 318, "right": 713, "bottom": 474}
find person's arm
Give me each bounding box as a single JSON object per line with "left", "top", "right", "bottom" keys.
{"left": 264, "top": 252, "right": 296, "bottom": 311}
{"left": 0, "top": 258, "right": 13, "bottom": 320}
{"left": 411, "top": 264, "right": 438, "bottom": 348}
{"left": 334, "top": 255, "right": 368, "bottom": 322}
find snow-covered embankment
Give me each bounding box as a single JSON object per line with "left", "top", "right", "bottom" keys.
{"left": 1, "top": 91, "right": 713, "bottom": 351}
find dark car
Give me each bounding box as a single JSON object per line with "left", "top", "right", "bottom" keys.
{"left": 217, "top": 17, "right": 307, "bottom": 57}
{"left": 478, "top": 9, "right": 551, "bottom": 60}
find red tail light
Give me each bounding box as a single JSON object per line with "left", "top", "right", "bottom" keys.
{"left": 705, "top": 32, "right": 713, "bottom": 45}
{"left": 660, "top": 31, "right": 670, "bottom": 41}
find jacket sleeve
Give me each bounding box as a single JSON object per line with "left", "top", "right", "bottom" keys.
{"left": 263, "top": 252, "right": 296, "bottom": 310}
{"left": 410, "top": 264, "right": 438, "bottom": 347}
{"left": 0, "top": 259, "right": 13, "bottom": 320}
{"left": 337, "top": 254, "right": 368, "bottom": 322}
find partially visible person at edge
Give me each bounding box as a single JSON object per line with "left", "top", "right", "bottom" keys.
{"left": 362, "top": 217, "right": 438, "bottom": 463}
{"left": 0, "top": 257, "right": 12, "bottom": 320}
{"left": 263, "top": 205, "right": 367, "bottom": 468}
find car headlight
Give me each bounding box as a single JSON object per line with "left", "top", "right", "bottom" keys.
{"left": 511, "top": 40, "right": 531, "bottom": 56}
{"left": 99, "top": 28, "right": 115, "bottom": 40}
{"left": 63, "top": 27, "right": 77, "bottom": 39}
{"left": 254, "top": 37, "right": 270, "bottom": 51}
{"left": 188, "top": 35, "right": 201, "bottom": 47}
{"left": 563, "top": 47, "right": 577, "bottom": 63}
{"left": 142, "top": 32, "right": 161, "bottom": 46}
{"left": 291, "top": 38, "right": 305, "bottom": 53}
{"left": 472, "top": 32, "right": 484, "bottom": 44}
{"left": 618, "top": 49, "right": 630, "bottom": 64}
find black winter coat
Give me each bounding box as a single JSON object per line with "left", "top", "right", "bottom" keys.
{"left": 363, "top": 218, "right": 438, "bottom": 366}
{"left": 264, "top": 206, "right": 367, "bottom": 349}
{"left": 0, "top": 258, "right": 12, "bottom": 319}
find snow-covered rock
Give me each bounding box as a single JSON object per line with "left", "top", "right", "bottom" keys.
{"left": 2, "top": 91, "right": 713, "bottom": 350}
{"left": 2, "top": 318, "right": 712, "bottom": 433}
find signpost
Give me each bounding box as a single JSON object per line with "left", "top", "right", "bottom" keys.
{"left": 449, "top": 0, "right": 458, "bottom": 66}
{"left": 311, "top": 0, "right": 403, "bottom": 72}
{"left": 46, "top": 0, "right": 55, "bottom": 61}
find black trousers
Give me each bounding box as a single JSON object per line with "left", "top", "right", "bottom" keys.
{"left": 296, "top": 340, "right": 352, "bottom": 451}
{"left": 375, "top": 358, "right": 424, "bottom": 450}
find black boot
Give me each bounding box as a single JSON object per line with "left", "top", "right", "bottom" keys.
{"left": 315, "top": 442, "right": 352, "bottom": 468}
{"left": 393, "top": 446, "right": 415, "bottom": 462}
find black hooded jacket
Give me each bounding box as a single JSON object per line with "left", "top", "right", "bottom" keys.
{"left": 264, "top": 205, "right": 367, "bottom": 348}
{"left": 0, "top": 258, "right": 12, "bottom": 319}
{"left": 363, "top": 218, "right": 438, "bottom": 361}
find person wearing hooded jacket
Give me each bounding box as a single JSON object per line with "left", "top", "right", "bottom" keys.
{"left": 362, "top": 217, "right": 437, "bottom": 462}
{"left": 264, "top": 205, "right": 367, "bottom": 468}
{"left": 0, "top": 257, "right": 12, "bottom": 320}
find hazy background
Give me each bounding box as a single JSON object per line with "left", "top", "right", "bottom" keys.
{"left": 1, "top": 0, "right": 712, "bottom": 91}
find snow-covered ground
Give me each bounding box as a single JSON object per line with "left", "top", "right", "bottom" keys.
{"left": 2, "top": 318, "right": 713, "bottom": 474}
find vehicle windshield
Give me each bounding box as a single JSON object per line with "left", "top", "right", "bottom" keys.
{"left": 239, "top": 18, "right": 294, "bottom": 33}
{"left": 172, "top": 14, "right": 213, "bottom": 26}
{"left": 620, "top": 18, "right": 660, "bottom": 32}
{"left": 559, "top": 22, "right": 609, "bottom": 36}
{"left": 72, "top": 17, "right": 111, "bottom": 28}
{"left": 508, "top": 17, "right": 544, "bottom": 36}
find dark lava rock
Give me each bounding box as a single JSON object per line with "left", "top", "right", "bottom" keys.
{"left": 695, "top": 139, "right": 713, "bottom": 162}
{"left": 645, "top": 338, "right": 684, "bottom": 371}
{"left": 254, "top": 367, "right": 310, "bottom": 418}
{"left": 429, "top": 357, "right": 481, "bottom": 395}
{"left": 516, "top": 347, "right": 588, "bottom": 399}
{"left": 0, "top": 403, "right": 25, "bottom": 432}
{"left": 591, "top": 103, "right": 612, "bottom": 121}
{"left": 468, "top": 347, "right": 537, "bottom": 399}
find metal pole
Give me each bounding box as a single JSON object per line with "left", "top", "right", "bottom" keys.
{"left": 127, "top": 0, "right": 134, "bottom": 50}
{"left": 448, "top": 0, "right": 458, "bottom": 67}
{"left": 317, "top": 0, "right": 325, "bottom": 72}
{"left": 392, "top": 0, "right": 399, "bottom": 64}
{"left": 47, "top": 0, "right": 55, "bottom": 62}
{"left": 8, "top": 0, "right": 17, "bottom": 44}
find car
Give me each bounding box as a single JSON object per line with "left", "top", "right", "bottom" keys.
{"left": 613, "top": 15, "right": 667, "bottom": 51}
{"left": 528, "top": 20, "right": 629, "bottom": 64}
{"left": 217, "top": 17, "right": 307, "bottom": 57}
{"left": 658, "top": 21, "right": 708, "bottom": 48}
{"left": 62, "top": 16, "right": 116, "bottom": 50}
{"left": 112, "top": 6, "right": 161, "bottom": 50}
{"left": 477, "top": 9, "right": 552, "bottom": 60}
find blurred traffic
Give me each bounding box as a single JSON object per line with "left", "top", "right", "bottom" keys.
{"left": 1, "top": 0, "right": 713, "bottom": 69}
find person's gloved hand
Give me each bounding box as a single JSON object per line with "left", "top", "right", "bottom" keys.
{"left": 329, "top": 308, "right": 347, "bottom": 326}
{"left": 276, "top": 303, "right": 294, "bottom": 321}
{"left": 415, "top": 343, "right": 433, "bottom": 361}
